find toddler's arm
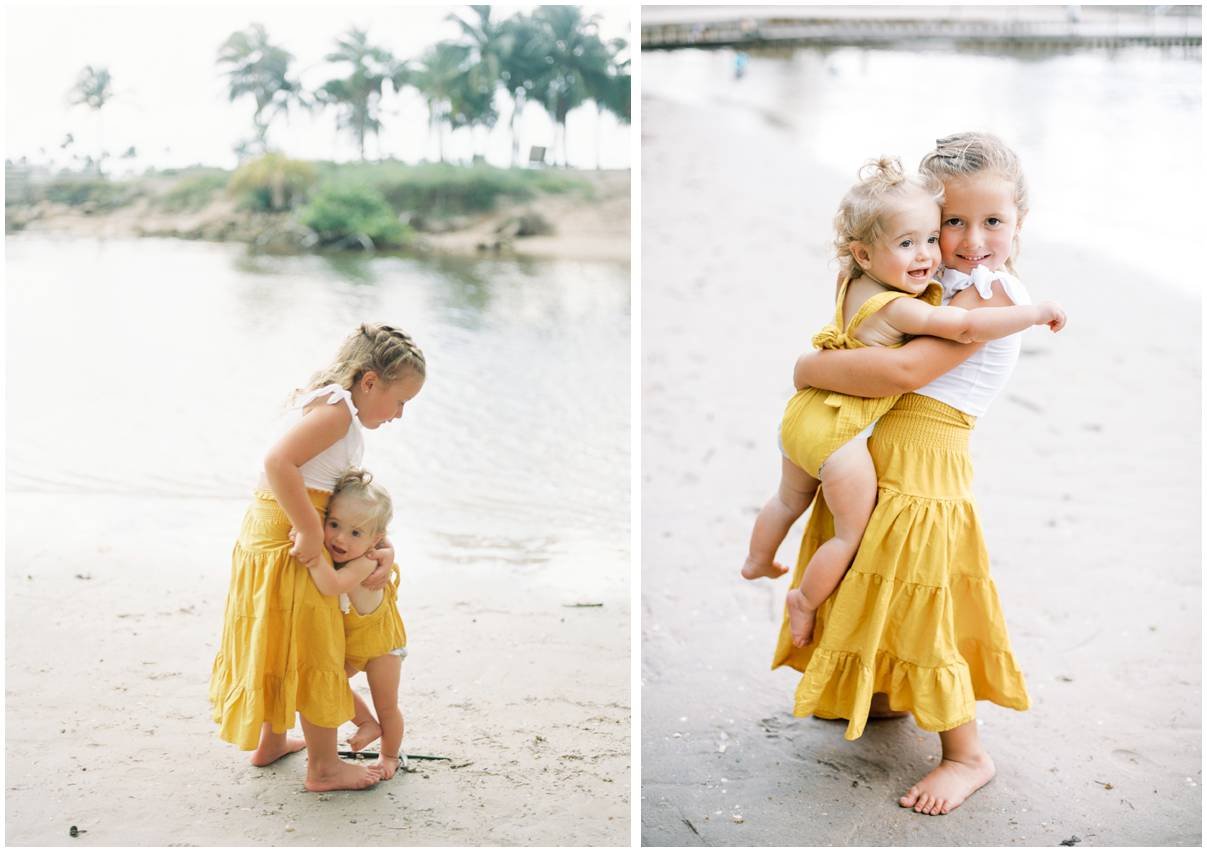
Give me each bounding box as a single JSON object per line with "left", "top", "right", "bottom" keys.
{"left": 305, "top": 553, "right": 378, "bottom": 597}
{"left": 264, "top": 402, "right": 352, "bottom": 568}
{"left": 882, "top": 297, "right": 1066, "bottom": 344}
{"left": 794, "top": 282, "right": 1016, "bottom": 395}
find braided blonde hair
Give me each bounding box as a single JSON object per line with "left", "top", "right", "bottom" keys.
{"left": 296, "top": 322, "right": 425, "bottom": 403}
{"left": 834, "top": 157, "right": 943, "bottom": 282}
{"left": 330, "top": 468, "right": 393, "bottom": 538}
{"left": 919, "top": 132, "right": 1028, "bottom": 272}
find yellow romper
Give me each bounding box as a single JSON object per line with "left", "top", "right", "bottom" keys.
{"left": 779, "top": 277, "right": 941, "bottom": 477}
{"left": 343, "top": 565, "right": 408, "bottom": 672}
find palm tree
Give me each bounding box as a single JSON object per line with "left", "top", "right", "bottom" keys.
{"left": 216, "top": 24, "right": 304, "bottom": 155}
{"left": 68, "top": 65, "right": 113, "bottom": 174}
{"left": 530, "top": 7, "right": 612, "bottom": 167}
{"left": 447, "top": 6, "right": 505, "bottom": 159}
{"left": 583, "top": 42, "right": 631, "bottom": 169}
{"left": 497, "top": 12, "right": 549, "bottom": 166}
{"left": 410, "top": 42, "right": 472, "bottom": 164}
{"left": 315, "top": 28, "right": 397, "bottom": 161}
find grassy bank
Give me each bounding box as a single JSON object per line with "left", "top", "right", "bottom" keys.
{"left": 5, "top": 156, "right": 597, "bottom": 251}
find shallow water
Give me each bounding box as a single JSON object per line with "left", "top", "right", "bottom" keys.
{"left": 6, "top": 235, "right": 630, "bottom": 597}
{"left": 643, "top": 43, "right": 1202, "bottom": 296}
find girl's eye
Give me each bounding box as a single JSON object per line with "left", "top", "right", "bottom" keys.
{"left": 943, "top": 218, "right": 961, "bottom": 227}
{"left": 987, "top": 217, "right": 1001, "bottom": 226}
{"left": 351, "top": 530, "right": 361, "bottom": 537}
{"left": 900, "top": 239, "right": 912, "bottom": 248}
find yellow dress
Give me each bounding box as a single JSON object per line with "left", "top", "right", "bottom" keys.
{"left": 771, "top": 394, "right": 1031, "bottom": 740}
{"left": 209, "top": 489, "right": 354, "bottom": 749}
{"left": 343, "top": 564, "right": 408, "bottom": 672}
{"left": 780, "top": 277, "right": 942, "bottom": 477}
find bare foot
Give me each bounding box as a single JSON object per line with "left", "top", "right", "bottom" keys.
{"left": 785, "top": 588, "right": 817, "bottom": 647}
{"left": 304, "top": 761, "right": 383, "bottom": 792}
{"left": 250, "top": 736, "right": 306, "bottom": 767}
{"left": 741, "top": 557, "right": 790, "bottom": 580}
{"left": 899, "top": 752, "right": 996, "bottom": 815}
{"left": 374, "top": 754, "right": 404, "bottom": 780}
{"left": 347, "top": 719, "right": 382, "bottom": 752}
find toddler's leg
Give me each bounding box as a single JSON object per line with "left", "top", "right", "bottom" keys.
{"left": 742, "top": 456, "right": 819, "bottom": 580}
{"left": 345, "top": 662, "right": 383, "bottom": 752}
{"left": 786, "top": 438, "right": 877, "bottom": 647}
{"left": 364, "top": 654, "right": 405, "bottom": 780}
{"left": 249, "top": 721, "right": 306, "bottom": 767}
{"left": 300, "top": 715, "right": 383, "bottom": 792}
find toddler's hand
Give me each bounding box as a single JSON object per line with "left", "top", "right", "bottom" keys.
{"left": 1037, "top": 301, "right": 1066, "bottom": 333}
{"left": 290, "top": 528, "right": 325, "bottom": 569}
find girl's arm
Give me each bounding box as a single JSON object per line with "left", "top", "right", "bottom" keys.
{"left": 793, "top": 282, "right": 1017, "bottom": 396}
{"left": 264, "top": 402, "right": 351, "bottom": 568}
{"left": 882, "top": 297, "right": 1065, "bottom": 344}
{"left": 305, "top": 554, "right": 377, "bottom": 598}
{"left": 360, "top": 536, "right": 395, "bottom": 591}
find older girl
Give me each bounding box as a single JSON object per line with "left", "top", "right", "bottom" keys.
{"left": 772, "top": 133, "right": 1061, "bottom": 816}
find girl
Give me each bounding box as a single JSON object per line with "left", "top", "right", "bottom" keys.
{"left": 771, "top": 132, "right": 1057, "bottom": 816}
{"left": 742, "top": 157, "right": 1064, "bottom": 653}
{"left": 317, "top": 469, "right": 410, "bottom": 782}
{"left": 209, "top": 322, "right": 425, "bottom": 793}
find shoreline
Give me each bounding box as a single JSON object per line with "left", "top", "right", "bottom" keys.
{"left": 5, "top": 168, "right": 630, "bottom": 264}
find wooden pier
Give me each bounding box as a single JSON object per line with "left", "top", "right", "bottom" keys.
{"left": 641, "top": 6, "right": 1202, "bottom": 51}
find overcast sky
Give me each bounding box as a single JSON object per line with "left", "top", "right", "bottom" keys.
{"left": 4, "top": 3, "right": 632, "bottom": 172}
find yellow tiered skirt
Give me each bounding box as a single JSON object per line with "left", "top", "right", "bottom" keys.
{"left": 209, "top": 489, "right": 354, "bottom": 749}
{"left": 771, "top": 393, "right": 1030, "bottom": 740}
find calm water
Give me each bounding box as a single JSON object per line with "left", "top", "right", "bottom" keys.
{"left": 5, "top": 236, "right": 630, "bottom": 597}
{"left": 643, "top": 43, "right": 1202, "bottom": 296}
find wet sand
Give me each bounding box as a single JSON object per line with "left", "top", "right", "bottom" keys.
{"left": 640, "top": 91, "right": 1200, "bottom": 845}
{"left": 6, "top": 493, "right": 629, "bottom": 846}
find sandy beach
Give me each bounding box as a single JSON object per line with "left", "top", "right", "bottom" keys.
{"left": 639, "top": 82, "right": 1200, "bottom": 847}
{"left": 5, "top": 490, "right": 629, "bottom": 846}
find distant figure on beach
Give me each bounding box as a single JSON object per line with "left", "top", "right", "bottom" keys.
{"left": 767, "top": 133, "right": 1066, "bottom": 816}
{"left": 742, "top": 156, "right": 1064, "bottom": 652}
{"left": 209, "top": 323, "right": 425, "bottom": 792}
{"left": 314, "top": 468, "right": 410, "bottom": 781}
{"left": 734, "top": 51, "right": 749, "bottom": 79}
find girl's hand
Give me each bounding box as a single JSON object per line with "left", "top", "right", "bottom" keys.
{"left": 290, "top": 528, "right": 326, "bottom": 569}
{"left": 360, "top": 548, "right": 394, "bottom": 591}
{"left": 1037, "top": 301, "right": 1067, "bottom": 333}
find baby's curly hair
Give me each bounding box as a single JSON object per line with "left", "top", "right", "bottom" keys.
{"left": 330, "top": 468, "right": 393, "bottom": 537}
{"left": 833, "top": 157, "right": 943, "bottom": 282}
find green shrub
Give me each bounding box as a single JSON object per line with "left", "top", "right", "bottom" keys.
{"left": 323, "top": 162, "right": 591, "bottom": 217}
{"left": 42, "top": 177, "right": 138, "bottom": 210}
{"left": 228, "top": 153, "right": 317, "bottom": 212}
{"left": 298, "top": 182, "right": 408, "bottom": 248}
{"left": 156, "top": 170, "right": 229, "bottom": 212}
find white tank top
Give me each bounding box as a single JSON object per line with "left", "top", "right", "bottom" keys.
{"left": 291, "top": 384, "right": 364, "bottom": 492}
{"left": 915, "top": 265, "right": 1032, "bottom": 418}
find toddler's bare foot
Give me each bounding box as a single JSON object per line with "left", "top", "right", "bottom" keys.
{"left": 785, "top": 588, "right": 817, "bottom": 647}
{"left": 899, "top": 751, "right": 996, "bottom": 815}
{"left": 347, "top": 719, "right": 382, "bottom": 752}
{"left": 741, "top": 557, "right": 790, "bottom": 581}
{"left": 374, "top": 754, "right": 404, "bottom": 780}
{"left": 304, "top": 760, "right": 383, "bottom": 792}
{"left": 249, "top": 736, "right": 306, "bottom": 767}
